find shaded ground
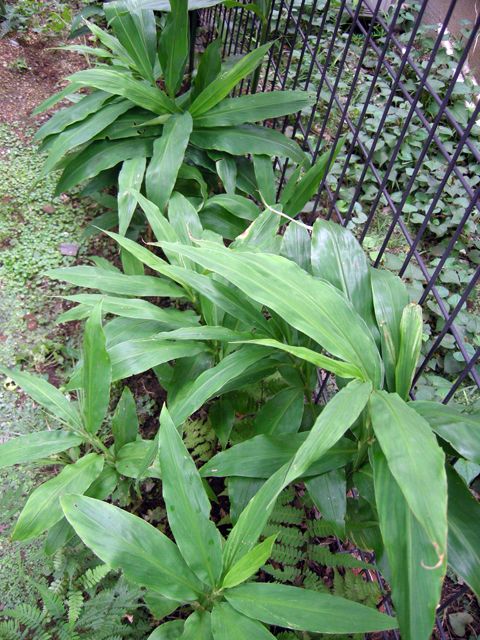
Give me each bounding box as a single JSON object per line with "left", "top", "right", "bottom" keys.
{"left": 0, "top": 36, "right": 91, "bottom": 610}
{"left": 0, "top": 34, "right": 84, "bottom": 126}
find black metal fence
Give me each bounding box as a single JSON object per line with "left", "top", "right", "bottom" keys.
{"left": 201, "top": 0, "right": 480, "bottom": 406}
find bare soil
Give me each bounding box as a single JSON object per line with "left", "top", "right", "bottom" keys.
{"left": 0, "top": 34, "right": 84, "bottom": 127}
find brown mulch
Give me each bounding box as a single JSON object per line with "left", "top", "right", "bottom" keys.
{"left": 0, "top": 34, "right": 85, "bottom": 127}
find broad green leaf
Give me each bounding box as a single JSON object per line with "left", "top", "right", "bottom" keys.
{"left": 223, "top": 381, "right": 370, "bottom": 569}
{"left": 82, "top": 304, "right": 111, "bottom": 434}
{"left": 61, "top": 495, "right": 205, "bottom": 600}
{"left": 209, "top": 397, "right": 234, "bottom": 449}
{"left": 43, "top": 100, "right": 132, "bottom": 174}
{"left": 167, "top": 192, "right": 203, "bottom": 257}
{"left": 373, "top": 446, "right": 442, "bottom": 640}
{"left": 284, "top": 380, "right": 371, "bottom": 485}
{"left": 44, "top": 517, "right": 76, "bottom": 557}
{"left": 192, "top": 38, "right": 222, "bottom": 100}
{"left": 370, "top": 268, "right": 409, "bottom": 392}
{"left": 369, "top": 391, "right": 447, "bottom": 564}
{"left": 144, "top": 592, "right": 181, "bottom": 620}
{"left": 168, "top": 346, "right": 271, "bottom": 426}
{"left": 104, "top": 2, "right": 156, "bottom": 82}
{"left": 280, "top": 222, "right": 311, "bottom": 272}
{"left": 411, "top": 401, "right": 480, "bottom": 464}
{"left": 228, "top": 477, "right": 264, "bottom": 524}
{"left": 48, "top": 265, "right": 184, "bottom": 298}
{"left": 223, "top": 464, "right": 290, "bottom": 573}
{"left": 200, "top": 434, "right": 355, "bottom": 479}
{"left": 135, "top": 191, "right": 181, "bottom": 244}
{"left": 216, "top": 156, "right": 237, "bottom": 194}
{"left": 182, "top": 610, "right": 212, "bottom": 639}
{"left": 253, "top": 154, "right": 275, "bottom": 204}
{"left": 446, "top": 464, "right": 480, "bottom": 598}
{"left": 148, "top": 620, "right": 184, "bottom": 639}
{"left": 202, "top": 194, "right": 259, "bottom": 222}
{"left": 222, "top": 535, "right": 276, "bottom": 589}
{"left": 115, "top": 440, "right": 161, "bottom": 478}
{"left": 156, "top": 326, "right": 253, "bottom": 342}
{"left": 109, "top": 339, "right": 207, "bottom": 381}
{"left": 67, "top": 69, "right": 177, "bottom": 114}
{"left": 105, "top": 318, "right": 166, "bottom": 347}
{"left": 238, "top": 338, "right": 364, "bottom": 380}
{"left": 13, "top": 454, "right": 104, "bottom": 541}
{"left": 305, "top": 468, "right": 346, "bottom": 536}
{"left": 56, "top": 137, "right": 154, "bottom": 194}
{"left": 193, "top": 90, "right": 314, "bottom": 127}
{"left": 32, "top": 83, "right": 82, "bottom": 116}
{"left": 159, "top": 0, "right": 189, "bottom": 96}
{"left": 64, "top": 294, "right": 199, "bottom": 326}
{"left": 212, "top": 602, "right": 275, "bottom": 639}
{"left": 159, "top": 406, "right": 223, "bottom": 586}
{"left": 253, "top": 387, "right": 304, "bottom": 435}
{"left": 311, "top": 219, "right": 376, "bottom": 334}
{"left": 395, "top": 303, "right": 423, "bottom": 400}
{"left": 190, "top": 125, "right": 307, "bottom": 165}
{"left": 83, "top": 19, "right": 135, "bottom": 66}
{"left": 189, "top": 42, "right": 272, "bottom": 116}
{"left": 35, "top": 91, "right": 110, "bottom": 142}
{"left": 118, "top": 157, "right": 147, "bottom": 235}
{"left": 0, "top": 366, "right": 81, "bottom": 428}
{"left": 225, "top": 582, "right": 397, "bottom": 633}
{"left": 0, "top": 431, "right": 82, "bottom": 470}
{"left": 112, "top": 387, "right": 138, "bottom": 454}
{"left": 281, "top": 140, "right": 344, "bottom": 216}
{"left": 104, "top": 230, "right": 272, "bottom": 334}
{"left": 146, "top": 112, "right": 193, "bottom": 211}
{"left": 158, "top": 242, "right": 383, "bottom": 386}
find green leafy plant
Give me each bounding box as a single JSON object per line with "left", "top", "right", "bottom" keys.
{"left": 34, "top": 0, "right": 315, "bottom": 239}
{"left": 0, "top": 302, "right": 162, "bottom": 551}
{"left": 60, "top": 404, "right": 397, "bottom": 638}
{"left": 44, "top": 199, "right": 480, "bottom": 639}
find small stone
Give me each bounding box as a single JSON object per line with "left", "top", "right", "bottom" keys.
{"left": 42, "top": 204, "right": 55, "bottom": 214}
{"left": 59, "top": 242, "right": 79, "bottom": 256}
{"left": 24, "top": 314, "right": 38, "bottom": 331}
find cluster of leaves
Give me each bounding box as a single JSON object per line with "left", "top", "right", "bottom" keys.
{"left": 268, "top": 0, "right": 479, "bottom": 390}
{"left": 0, "top": 1, "right": 479, "bottom": 639}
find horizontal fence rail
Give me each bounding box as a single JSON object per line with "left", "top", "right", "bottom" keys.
{"left": 201, "top": 0, "right": 480, "bottom": 407}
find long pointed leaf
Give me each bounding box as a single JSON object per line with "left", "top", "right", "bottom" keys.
{"left": 159, "top": 406, "right": 223, "bottom": 586}
{"left": 158, "top": 242, "right": 383, "bottom": 386}
{"left": 13, "top": 454, "right": 104, "bottom": 541}
{"left": 370, "top": 391, "right": 447, "bottom": 565}
{"left": 225, "top": 582, "right": 397, "bottom": 633}
{"left": 82, "top": 304, "right": 111, "bottom": 434}
{"left": 193, "top": 90, "right": 314, "bottom": 128}
{"left": 0, "top": 431, "right": 83, "bottom": 470}
{"left": 61, "top": 495, "right": 205, "bottom": 600}
{"left": 189, "top": 42, "right": 272, "bottom": 116}
{"left": 146, "top": 112, "right": 193, "bottom": 211}
{"left": 118, "top": 157, "right": 147, "bottom": 235}
{"left": 372, "top": 446, "right": 442, "bottom": 640}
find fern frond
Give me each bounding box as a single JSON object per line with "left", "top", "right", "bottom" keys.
{"left": 79, "top": 564, "right": 110, "bottom": 590}
{"left": 308, "top": 545, "right": 373, "bottom": 570}
{"left": 67, "top": 590, "right": 84, "bottom": 625}
{"left": 0, "top": 619, "right": 21, "bottom": 640}
{"left": 34, "top": 582, "right": 65, "bottom": 619}
{"left": 1, "top": 604, "right": 45, "bottom": 630}
{"left": 184, "top": 419, "right": 216, "bottom": 463}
